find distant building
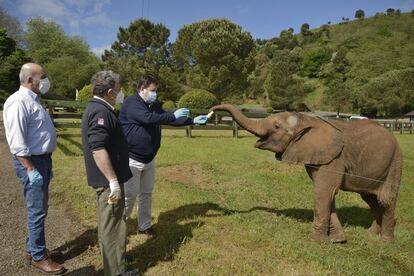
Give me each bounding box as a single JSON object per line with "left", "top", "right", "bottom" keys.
{"left": 404, "top": 111, "right": 414, "bottom": 122}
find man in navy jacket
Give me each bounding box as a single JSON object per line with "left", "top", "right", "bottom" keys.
{"left": 119, "top": 75, "right": 207, "bottom": 237}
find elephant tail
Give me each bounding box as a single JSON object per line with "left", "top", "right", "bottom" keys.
{"left": 377, "top": 145, "right": 402, "bottom": 207}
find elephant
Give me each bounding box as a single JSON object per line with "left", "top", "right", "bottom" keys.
{"left": 210, "top": 104, "right": 402, "bottom": 243}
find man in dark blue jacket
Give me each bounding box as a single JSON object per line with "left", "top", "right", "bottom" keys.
{"left": 119, "top": 75, "right": 207, "bottom": 237}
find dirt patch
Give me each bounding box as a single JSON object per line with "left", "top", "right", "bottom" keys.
{"left": 158, "top": 165, "right": 207, "bottom": 185}
{"left": 0, "top": 128, "right": 101, "bottom": 275}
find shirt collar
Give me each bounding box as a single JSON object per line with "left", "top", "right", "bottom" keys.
{"left": 93, "top": 95, "right": 115, "bottom": 110}
{"left": 19, "top": 86, "right": 40, "bottom": 102}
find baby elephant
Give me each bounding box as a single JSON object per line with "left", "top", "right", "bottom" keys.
{"left": 211, "top": 105, "right": 402, "bottom": 243}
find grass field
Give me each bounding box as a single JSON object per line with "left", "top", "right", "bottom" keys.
{"left": 51, "top": 128, "right": 414, "bottom": 275}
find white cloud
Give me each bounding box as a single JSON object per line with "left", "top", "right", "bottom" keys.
{"left": 92, "top": 44, "right": 111, "bottom": 57}
{"left": 15, "top": 0, "right": 115, "bottom": 34}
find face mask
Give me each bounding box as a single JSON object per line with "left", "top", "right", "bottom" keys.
{"left": 147, "top": 91, "right": 157, "bottom": 104}
{"left": 115, "top": 90, "right": 124, "bottom": 104}
{"left": 39, "top": 77, "right": 50, "bottom": 94}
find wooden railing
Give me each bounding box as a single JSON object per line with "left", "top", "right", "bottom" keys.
{"left": 41, "top": 100, "right": 413, "bottom": 136}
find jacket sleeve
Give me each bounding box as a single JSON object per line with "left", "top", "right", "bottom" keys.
{"left": 87, "top": 110, "right": 111, "bottom": 151}
{"left": 123, "top": 100, "right": 176, "bottom": 125}
{"left": 166, "top": 116, "right": 194, "bottom": 126}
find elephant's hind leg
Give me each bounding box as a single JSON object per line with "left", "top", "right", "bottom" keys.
{"left": 380, "top": 201, "right": 397, "bottom": 241}
{"left": 329, "top": 200, "right": 347, "bottom": 243}
{"left": 360, "top": 193, "right": 382, "bottom": 235}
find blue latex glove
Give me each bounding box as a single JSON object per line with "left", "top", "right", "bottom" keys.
{"left": 27, "top": 169, "right": 44, "bottom": 187}
{"left": 174, "top": 108, "right": 190, "bottom": 119}
{"left": 193, "top": 115, "right": 208, "bottom": 125}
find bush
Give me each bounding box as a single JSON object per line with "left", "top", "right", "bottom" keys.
{"left": 178, "top": 89, "right": 218, "bottom": 109}
{"left": 162, "top": 100, "right": 176, "bottom": 110}
{"left": 77, "top": 84, "right": 92, "bottom": 102}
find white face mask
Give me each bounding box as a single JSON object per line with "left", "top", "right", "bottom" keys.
{"left": 39, "top": 77, "right": 50, "bottom": 94}
{"left": 115, "top": 90, "right": 124, "bottom": 104}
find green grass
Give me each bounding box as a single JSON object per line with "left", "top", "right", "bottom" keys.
{"left": 51, "top": 129, "right": 414, "bottom": 275}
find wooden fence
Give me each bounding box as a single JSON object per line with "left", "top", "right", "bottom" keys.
{"left": 42, "top": 99, "right": 413, "bottom": 137}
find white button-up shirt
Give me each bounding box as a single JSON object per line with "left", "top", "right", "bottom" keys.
{"left": 3, "top": 86, "right": 56, "bottom": 156}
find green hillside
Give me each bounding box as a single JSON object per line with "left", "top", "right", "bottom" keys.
{"left": 256, "top": 12, "right": 414, "bottom": 116}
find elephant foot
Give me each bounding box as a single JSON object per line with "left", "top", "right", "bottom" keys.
{"left": 367, "top": 224, "right": 381, "bottom": 235}
{"left": 380, "top": 233, "right": 394, "bottom": 242}
{"left": 309, "top": 231, "right": 329, "bottom": 242}
{"left": 329, "top": 232, "right": 347, "bottom": 244}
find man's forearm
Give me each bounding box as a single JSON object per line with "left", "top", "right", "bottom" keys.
{"left": 16, "top": 156, "right": 35, "bottom": 171}
{"left": 92, "top": 149, "right": 117, "bottom": 181}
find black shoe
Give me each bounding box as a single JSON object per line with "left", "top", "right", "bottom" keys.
{"left": 138, "top": 227, "right": 157, "bottom": 238}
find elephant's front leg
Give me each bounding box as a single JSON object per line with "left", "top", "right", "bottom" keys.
{"left": 329, "top": 201, "right": 347, "bottom": 243}
{"left": 307, "top": 163, "right": 344, "bottom": 242}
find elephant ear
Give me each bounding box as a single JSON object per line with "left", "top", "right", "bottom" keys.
{"left": 281, "top": 117, "right": 344, "bottom": 165}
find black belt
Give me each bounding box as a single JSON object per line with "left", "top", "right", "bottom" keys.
{"left": 32, "top": 153, "right": 52, "bottom": 158}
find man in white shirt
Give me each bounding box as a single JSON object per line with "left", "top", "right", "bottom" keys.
{"left": 3, "top": 63, "right": 65, "bottom": 275}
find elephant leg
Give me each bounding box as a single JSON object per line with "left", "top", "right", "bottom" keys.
{"left": 360, "top": 193, "right": 382, "bottom": 235}
{"left": 380, "top": 201, "right": 396, "bottom": 241}
{"left": 328, "top": 200, "right": 347, "bottom": 243}
{"left": 308, "top": 164, "right": 344, "bottom": 242}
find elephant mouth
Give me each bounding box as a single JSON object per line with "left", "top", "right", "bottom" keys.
{"left": 255, "top": 136, "right": 269, "bottom": 148}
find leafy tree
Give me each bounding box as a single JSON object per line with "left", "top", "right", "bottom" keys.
{"left": 173, "top": 18, "right": 255, "bottom": 101}
{"left": 321, "top": 47, "right": 351, "bottom": 115}
{"left": 102, "top": 18, "right": 180, "bottom": 100}
{"left": 0, "top": 7, "right": 23, "bottom": 44}
{"left": 24, "top": 19, "right": 100, "bottom": 98}
{"left": 300, "top": 23, "right": 311, "bottom": 36}
{"left": 395, "top": 9, "right": 401, "bottom": 16}
{"left": 299, "top": 47, "right": 331, "bottom": 78}
{"left": 386, "top": 8, "right": 395, "bottom": 16}
{"left": 355, "top": 9, "right": 365, "bottom": 19}
{"left": 0, "top": 29, "right": 28, "bottom": 97}
{"left": 360, "top": 68, "right": 414, "bottom": 116}
{"left": 264, "top": 50, "right": 309, "bottom": 110}
{"left": 278, "top": 28, "right": 298, "bottom": 49}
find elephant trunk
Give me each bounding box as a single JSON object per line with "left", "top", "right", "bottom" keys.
{"left": 210, "top": 104, "right": 267, "bottom": 137}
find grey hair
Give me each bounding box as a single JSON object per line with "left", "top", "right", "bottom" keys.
{"left": 19, "top": 63, "right": 37, "bottom": 83}
{"left": 91, "top": 70, "right": 121, "bottom": 96}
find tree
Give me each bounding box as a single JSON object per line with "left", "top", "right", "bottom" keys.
{"left": 24, "top": 18, "right": 100, "bottom": 98}
{"left": 0, "top": 7, "right": 23, "bottom": 44}
{"left": 300, "top": 23, "right": 311, "bottom": 36}
{"left": 278, "top": 28, "right": 298, "bottom": 49}
{"left": 299, "top": 47, "right": 331, "bottom": 78}
{"left": 321, "top": 47, "right": 352, "bottom": 115}
{"left": 360, "top": 68, "right": 414, "bottom": 116}
{"left": 102, "top": 18, "right": 175, "bottom": 97}
{"left": 0, "top": 29, "right": 28, "bottom": 98}
{"left": 395, "top": 9, "right": 401, "bottom": 16}
{"left": 386, "top": 8, "right": 395, "bottom": 16}
{"left": 355, "top": 9, "right": 365, "bottom": 19}
{"left": 173, "top": 18, "right": 255, "bottom": 101}
{"left": 263, "top": 49, "right": 309, "bottom": 110}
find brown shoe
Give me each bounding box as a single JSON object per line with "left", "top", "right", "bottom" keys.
{"left": 31, "top": 255, "right": 65, "bottom": 275}
{"left": 138, "top": 227, "right": 157, "bottom": 238}
{"left": 25, "top": 249, "right": 64, "bottom": 264}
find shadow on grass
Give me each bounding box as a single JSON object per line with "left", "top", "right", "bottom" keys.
{"left": 55, "top": 228, "right": 98, "bottom": 262}
{"left": 244, "top": 206, "right": 371, "bottom": 228}
{"left": 56, "top": 134, "right": 83, "bottom": 156}
{"left": 127, "top": 202, "right": 233, "bottom": 275}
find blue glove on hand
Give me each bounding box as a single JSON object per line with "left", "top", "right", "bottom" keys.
{"left": 193, "top": 115, "right": 208, "bottom": 125}
{"left": 174, "top": 108, "right": 190, "bottom": 119}
{"left": 27, "top": 169, "right": 44, "bottom": 187}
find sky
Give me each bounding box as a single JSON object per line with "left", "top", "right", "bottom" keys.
{"left": 1, "top": 0, "right": 413, "bottom": 56}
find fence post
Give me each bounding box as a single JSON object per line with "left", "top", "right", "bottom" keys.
{"left": 233, "top": 122, "right": 239, "bottom": 138}
{"left": 186, "top": 125, "right": 192, "bottom": 138}
{"left": 411, "top": 123, "right": 413, "bottom": 134}
{"left": 400, "top": 122, "right": 404, "bottom": 134}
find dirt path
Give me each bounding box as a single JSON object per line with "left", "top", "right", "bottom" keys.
{"left": 0, "top": 126, "right": 101, "bottom": 275}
